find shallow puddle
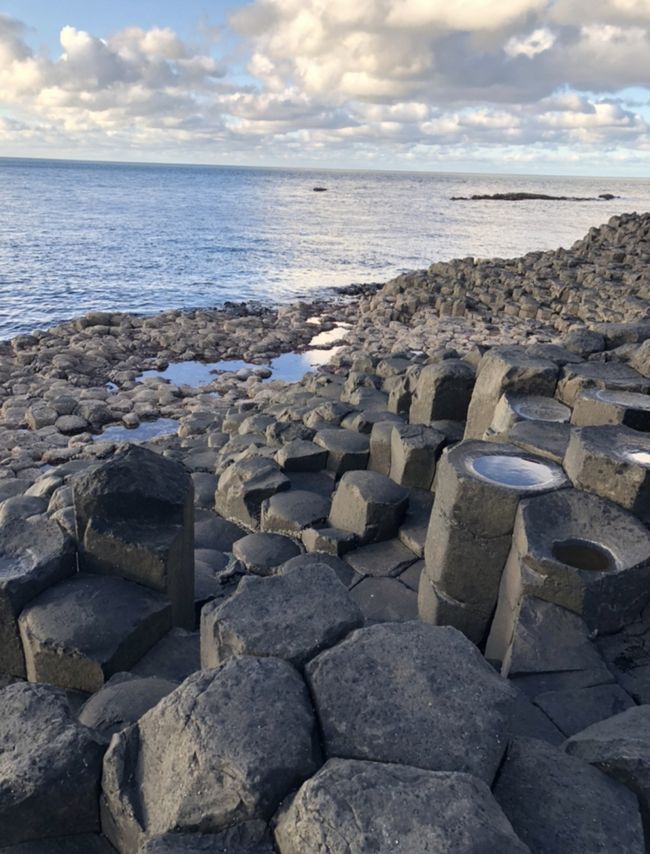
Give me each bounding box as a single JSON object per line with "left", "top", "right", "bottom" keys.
{"left": 93, "top": 418, "right": 179, "bottom": 444}
{"left": 469, "top": 454, "right": 563, "bottom": 489}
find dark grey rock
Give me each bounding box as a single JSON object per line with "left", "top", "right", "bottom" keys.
{"left": 494, "top": 736, "right": 644, "bottom": 854}
{"left": 389, "top": 423, "right": 445, "bottom": 489}
{"left": 0, "top": 682, "right": 105, "bottom": 846}
{"left": 275, "top": 439, "right": 328, "bottom": 472}
{"left": 534, "top": 683, "right": 635, "bottom": 737}
{"left": 409, "top": 360, "right": 475, "bottom": 425}
{"left": 328, "top": 470, "right": 409, "bottom": 544}
{"left": 131, "top": 629, "right": 200, "bottom": 683}
{"left": 313, "top": 428, "right": 369, "bottom": 475}
{"left": 139, "top": 822, "right": 273, "bottom": 852}
{"left": 232, "top": 532, "right": 301, "bottom": 576}
{"left": 344, "top": 537, "right": 417, "bottom": 578}
{"left": 194, "top": 514, "right": 245, "bottom": 551}
{"left": 275, "top": 759, "right": 528, "bottom": 854}
{"left": 73, "top": 445, "right": 194, "bottom": 629}
{"left": 200, "top": 563, "right": 362, "bottom": 668}
{"left": 19, "top": 574, "right": 172, "bottom": 693}
{"left": 101, "top": 657, "right": 320, "bottom": 853}
{"left": 215, "top": 457, "right": 290, "bottom": 530}
{"left": 349, "top": 576, "right": 418, "bottom": 623}
{"left": 280, "top": 553, "right": 357, "bottom": 587}
{"left": 306, "top": 622, "right": 516, "bottom": 782}
{"left": 0, "top": 835, "right": 115, "bottom": 853}
{"left": 260, "top": 490, "right": 330, "bottom": 535}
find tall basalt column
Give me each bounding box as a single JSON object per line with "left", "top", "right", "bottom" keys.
{"left": 73, "top": 444, "right": 195, "bottom": 630}
{"left": 419, "top": 441, "right": 567, "bottom": 644}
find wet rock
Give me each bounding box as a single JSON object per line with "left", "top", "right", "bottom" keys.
{"left": 328, "top": 470, "right": 409, "bottom": 544}
{"left": 101, "top": 657, "right": 320, "bottom": 853}
{"left": 494, "top": 736, "right": 644, "bottom": 854}
{"left": 306, "top": 622, "right": 516, "bottom": 782}
{"left": 275, "top": 759, "right": 528, "bottom": 854}
{"left": 0, "top": 682, "right": 105, "bottom": 846}
{"left": 73, "top": 444, "right": 194, "bottom": 629}
{"left": 201, "top": 563, "right": 362, "bottom": 668}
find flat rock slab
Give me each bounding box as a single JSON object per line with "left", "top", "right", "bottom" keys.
{"left": 280, "top": 553, "right": 358, "bottom": 588}
{"left": 101, "top": 657, "right": 320, "bottom": 853}
{"left": 194, "top": 514, "right": 245, "bottom": 551}
{"left": 201, "top": 564, "right": 363, "bottom": 668}
{"left": 313, "top": 428, "right": 370, "bottom": 475}
{"left": 276, "top": 440, "right": 328, "bottom": 472}
{"left": 232, "top": 532, "right": 301, "bottom": 576}
{"left": 78, "top": 672, "right": 177, "bottom": 740}
{"left": 329, "top": 470, "right": 409, "bottom": 543}
{"left": 130, "top": 628, "right": 200, "bottom": 683}
{"left": 494, "top": 736, "right": 645, "bottom": 854}
{"left": 139, "top": 822, "right": 274, "bottom": 852}
{"left": 215, "top": 457, "right": 290, "bottom": 530}
{"left": 0, "top": 682, "right": 105, "bottom": 847}
{"left": 19, "top": 573, "right": 172, "bottom": 693}
{"left": 306, "top": 621, "right": 517, "bottom": 783}
{"left": 260, "top": 490, "right": 330, "bottom": 535}
{"left": 349, "top": 576, "right": 418, "bottom": 623}
{"left": 344, "top": 537, "right": 418, "bottom": 578}
{"left": 534, "top": 683, "right": 635, "bottom": 737}
{"left": 564, "top": 705, "right": 650, "bottom": 833}
{"left": 0, "top": 515, "right": 76, "bottom": 677}
{"left": 275, "top": 759, "right": 528, "bottom": 854}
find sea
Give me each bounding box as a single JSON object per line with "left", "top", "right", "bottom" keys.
{"left": 1, "top": 157, "right": 649, "bottom": 340}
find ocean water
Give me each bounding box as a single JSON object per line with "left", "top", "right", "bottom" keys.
{"left": 1, "top": 157, "right": 649, "bottom": 340}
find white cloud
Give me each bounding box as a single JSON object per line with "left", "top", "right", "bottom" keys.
{"left": 0, "top": 5, "right": 648, "bottom": 171}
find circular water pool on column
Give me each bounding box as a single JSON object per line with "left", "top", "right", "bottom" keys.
{"left": 552, "top": 538, "right": 616, "bottom": 572}
{"left": 468, "top": 454, "right": 563, "bottom": 490}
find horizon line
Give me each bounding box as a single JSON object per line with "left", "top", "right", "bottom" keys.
{"left": 1, "top": 154, "right": 649, "bottom": 182}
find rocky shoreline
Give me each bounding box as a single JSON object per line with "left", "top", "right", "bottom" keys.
{"left": 1, "top": 210, "right": 650, "bottom": 852}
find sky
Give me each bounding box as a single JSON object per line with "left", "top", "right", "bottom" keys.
{"left": 0, "top": 1, "right": 649, "bottom": 175}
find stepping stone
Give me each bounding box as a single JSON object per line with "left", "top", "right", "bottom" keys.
{"left": 571, "top": 387, "right": 650, "bottom": 430}
{"left": 302, "top": 526, "right": 358, "bottom": 556}
{"left": 215, "top": 457, "right": 290, "bottom": 529}
{"left": 275, "top": 439, "right": 328, "bottom": 472}
{"left": 564, "top": 425, "right": 650, "bottom": 524}
{"left": 140, "top": 822, "right": 274, "bottom": 853}
{"left": 275, "top": 759, "right": 528, "bottom": 854}
{"left": 329, "top": 470, "right": 409, "bottom": 544}
{"left": 101, "top": 657, "right": 320, "bottom": 851}
{"left": 349, "top": 576, "right": 418, "bottom": 623}
{"left": 557, "top": 361, "right": 650, "bottom": 406}
{"left": 565, "top": 705, "right": 650, "bottom": 836}
{"left": 464, "top": 347, "right": 558, "bottom": 439}
{"left": 409, "top": 359, "right": 475, "bottom": 425}
{"left": 344, "top": 538, "right": 417, "bottom": 578}
{"left": 130, "top": 628, "right": 200, "bottom": 683}
{"left": 73, "top": 445, "right": 194, "bottom": 629}
{"left": 78, "top": 672, "right": 177, "bottom": 740}
{"left": 507, "top": 419, "right": 571, "bottom": 463}
{"left": 260, "top": 490, "right": 330, "bottom": 535}
{"left": 494, "top": 736, "right": 644, "bottom": 854}
{"left": 280, "top": 552, "right": 359, "bottom": 588}
{"left": 19, "top": 573, "right": 172, "bottom": 693}
{"left": 0, "top": 683, "right": 104, "bottom": 846}
{"left": 340, "top": 409, "right": 403, "bottom": 434}
{"left": 534, "top": 683, "right": 635, "bottom": 737}
{"left": 0, "top": 516, "right": 75, "bottom": 678}
{"left": 313, "top": 428, "right": 369, "bottom": 475}
{"left": 389, "top": 424, "right": 445, "bottom": 489}
{"left": 287, "top": 470, "right": 335, "bottom": 497}
{"left": 306, "top": 622, "right": 516, "bottom": 783}
{"left": 194, "top": 513, "right": 245, "bottom": 550}
{"left": 399, "top": 490, "right": 433, "bottom": 557}
{"left": 201, "top": 564, "right": 363, "bottom": 668}
{"left": 490, "top": 392, "right": 570, "bottom": 435}
{"left": 232, "top": 532, "right": 301, "bottom": 575}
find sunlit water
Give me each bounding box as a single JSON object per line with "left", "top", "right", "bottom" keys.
{"left": 469, "top": 454, "right": 564, "bottom": 489}
{"left": 1, "top": 157, "right": 649, "bottom": 339}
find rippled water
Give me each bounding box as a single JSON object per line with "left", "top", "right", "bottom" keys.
{"left": 1, "top": 157, "right": 649, "bottom": 339}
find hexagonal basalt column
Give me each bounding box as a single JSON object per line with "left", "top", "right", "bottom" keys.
{"left": 571, "top": 387, "right": 650, "bottom": 431}
{"left": 419, "top": 441, "right": 567, "bottom": 643}
{"left": 408, "top": 360, "right": 475, "bottom": 425}
{"left": 73, "top": 444, "right": 194, "bottom": 629}
{"left": 464, "top": 348, "right": 558, "bottom": 440}
{"left": 556, "top": 361, "right": 650, "bottom": 407}
{"left": 328, "top": 470, "right": 409, "bottom": 545}
{"left": 389, "top": 423, "right": 445, "bottom": 489}
{"left": 0, "top": 517, "right": 76, "bottom": 678}
{"left": 485, "top": 489, "right": 650, "bottom": 667}
{"left": 489, "top": 393, "right": 571, "bottom": 436}
{"left": 564, "top": 425, "right": 650, "bottom": 523}
{"left": 215, "top": 456, "right": 290, "bottom": 530}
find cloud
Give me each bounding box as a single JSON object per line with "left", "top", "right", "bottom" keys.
{"left": 0, "top": 4, "right": 648, "bottom": 171}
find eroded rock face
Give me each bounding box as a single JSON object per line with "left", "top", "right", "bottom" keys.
{"left": 0, "top": 682, "right": 105, "bottom": 847}
{"left": 306, "top": 622, "right": 517, "bottom": 783}
{"left": 275, "top": 759, "right": 528, "bottom": 854}
{"left": 73, "top": 444, "right": 194, "bottom": 629}
{"left": 101, "top": 656, "right": 321, "bottom": 853}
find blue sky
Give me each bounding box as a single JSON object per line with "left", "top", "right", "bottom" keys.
{"left": 0, "top": 1, "right": 649, "bottom": 175}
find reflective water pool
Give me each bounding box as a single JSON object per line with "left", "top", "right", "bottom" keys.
{"left": 469, "top": 454, "right": 564, "bottom": 489}
{"left": 93, "top": 418, "right": 179, "bottom": 443}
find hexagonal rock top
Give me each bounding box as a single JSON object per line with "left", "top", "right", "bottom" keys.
{"left": 305, "top": 622, "right": 517, "bottom": 783}
{"left": 275, "top": 759, "right": 528, "bottom": 854}
{"left": 101, "top": 656, "right": 321, "bottom": 853}
{"left": 328, "top": 470, "right": 409, "bottom": 544}
{"left": 215, "top": 457, "right": 290, "bottom": 530}
{"left": 0, "top": 682, "right": 105, "bottom": 847}
{"left": 200, "top": 564, "right": 363, "bottom": 669}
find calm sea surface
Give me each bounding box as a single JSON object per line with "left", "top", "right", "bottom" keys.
{"left": 1, "top": 157, "right": 649, "bottom": 339}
